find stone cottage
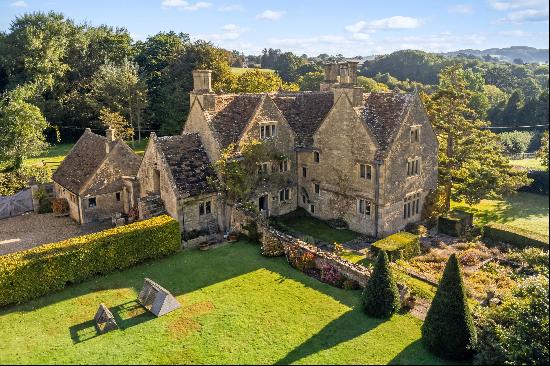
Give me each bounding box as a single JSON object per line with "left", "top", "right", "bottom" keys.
{"left": 136, "top": 132, "right": 220, "bottom": 240}
{"left": 52, "top": 128, "right": 141, "bottom": 224}
{"left": 179, "top": 65, "right": 438, "bottom": 237}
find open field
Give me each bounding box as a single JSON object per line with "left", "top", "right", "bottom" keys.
{"left": 452, "top": 191, "right": 549, "bottom": 235}
{"left": 0, "top": 242, "right": 447, "bottom": 365}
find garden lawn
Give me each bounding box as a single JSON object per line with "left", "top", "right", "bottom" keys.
{"left": 0, "top": 242, "right": 447, "bottom": 365}
{"left": 275, "top": 211, "right": 361, "bottom": 244}
{"left": 452, "top": 191, "right": 549, "bottom": 236}
{"left": 509, "top": 158, "right": 546, "bottom": 171}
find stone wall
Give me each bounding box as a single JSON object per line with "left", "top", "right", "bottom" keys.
{"left": 231, "top": 206, "right": 371, "bottom": 287}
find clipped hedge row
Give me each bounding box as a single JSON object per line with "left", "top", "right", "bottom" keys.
{"left": 0, "top": 215, "right": 181, "bottom": 307}
{"left": 483, "top": 223, "right": 549, "bottom": 250}
{"left": 371, "top": 232, "right": 420, "bottom": 262}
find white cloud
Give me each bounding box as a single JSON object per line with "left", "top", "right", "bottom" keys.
{"left": 352, "top": 32, "right": 371, "bottom": 41}
{"left": 161, "top": 0, "right": 212, "bottom": 11}
{"left": 448, "top": 4, "right": 473, "bottom": 14}
{"left": 345, "top": 21, "right": 367, "bottom": 33}
{"left": 10, "top": 0, "right": 28, "bottom": 7}
{"left": 345, "top": 16, "right": 422, "bottom": 33}
{"left": 503, "top": 8, "right": 548, "bottom": 22}
{"left": 218, "top": 4, "right": 243, "bottom": 12}
{"left": 489, "top": 0, "right": 548, "bottom": 22}
{"left": 498, "top": 29, "right": 529, "bottom": 36}
{"left": 256, "top": 10, "right": 285, "bottom": 20}
{"left": 200, "top": 24, "right": 247, "bottom": 41}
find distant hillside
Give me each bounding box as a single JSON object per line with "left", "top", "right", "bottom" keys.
{"left": 441, "top": 46, "right": 548, "bottom": 64}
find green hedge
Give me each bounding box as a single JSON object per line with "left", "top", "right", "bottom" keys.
{"left": 483, "top": 223, "right": 549, "bottom": 249}
{"left": 371, "top": 232, "right": 420, "bottom": 262}
{"left": 438, "top": 210, "right": 474, "bottom": 237}
{"left": 0, "top": 215, "right": 181, "bottom": 307}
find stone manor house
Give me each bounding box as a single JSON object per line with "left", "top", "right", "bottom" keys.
{"left": 54, "top": 62, "right": 438, "bottom": 241}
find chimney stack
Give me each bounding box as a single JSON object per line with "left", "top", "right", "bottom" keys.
{"left": 192, "top": 70, "right": 212, "bottom": 93}
{"left": 106, "top": 128, "right": 116, "bottom": 142}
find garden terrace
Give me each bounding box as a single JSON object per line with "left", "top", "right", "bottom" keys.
{"left": 0, "top": 242, "right": 449, "bottom": 365}
{"left": 270, "top": 208, "right": 361, "bottom": 246}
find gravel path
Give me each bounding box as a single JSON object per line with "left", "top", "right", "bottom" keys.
{"left": 0, "top": 213, "right": 111, "bottom": 256}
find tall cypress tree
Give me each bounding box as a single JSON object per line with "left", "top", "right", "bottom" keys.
{"left": 361, "top": 250, "right": 400, "bottom": 318}
{"left": 421, "top": 254, "right": 477, "bottom": 360}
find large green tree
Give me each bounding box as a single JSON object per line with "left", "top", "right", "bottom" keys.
{"left": 422, "top": 65, "right": 530, "bottom": 211}
{"left": 0, "top": 83, "right": 49, "bottom": 170}
{"left": 361, "top": 250, "right": 400, "bottom": 318}
{"left": 90, "top": 59, "right": 147, "bottom": 142}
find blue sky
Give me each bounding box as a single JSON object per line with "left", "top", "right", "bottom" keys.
{"left": 1, "top": 0, "right": 548, "bottom": 56}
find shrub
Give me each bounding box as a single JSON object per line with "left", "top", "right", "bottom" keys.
{"left": 320, "top": 265, "right": 343, "bottom": 287}
{"left": 361, "top": 251, "right": 400, "bottom": 318}
{"left": 474, "top": 276, "right": 549, "bottom": 365}
{"left": 52, "top": 198, "right": 69, "bottom": 215}
{"left": 0, "top": 165, "right": 51, "bottom": 196}
{"left": 295, "top": 251, "right": 316, "bottom": 271}
{"left": 242, "top": 219, "right": 262, "bottom": 243}
{"left": 342, "top": 279, "right": 360, "bottom": 290}
{"left": 506, "top": 248, "right": 549, "bottom": 275}
{"left": 484, "top": 223, "right": 549, "bottom": 249}
{"left": 405, "top": 222, "right": 428, "bottom": 236}
{"left": 421, "top": 254, "right": 477, "bottom": 360}
{"left": 34, "top": 187, "right": 52, "bottom": 214}
{"left": 261, "top": 231, "right": 285, "bottom": 257}
{"left": 0, "top": 215, "right": 181, "bottom": 307}
{"left": 371, "top": 232, "right": 420, "bottom": 262}
{"left": 457, "top": 248, "right": 490, "bottom": 266}
{"left": 438, "top": 210, "right": 473, "bottom": 237}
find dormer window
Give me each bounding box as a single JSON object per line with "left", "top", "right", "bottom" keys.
{"left": 260, "top": 122, "right": 277, "bottom": 139}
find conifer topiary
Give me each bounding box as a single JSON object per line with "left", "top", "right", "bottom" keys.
{"left": 361, "top": 250, "right": 401, "bottom": 318}
{"left": 421, "top": 253, "right": 477, "bottom": 360}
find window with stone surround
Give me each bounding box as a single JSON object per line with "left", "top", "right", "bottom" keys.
{"left": 314, "top": 183, "right": 320, "bottom": 195}
{"left": 410, "top": 126, "right": 421, "bottom": 143}
{"left": 313, "top": 151, "right": 320, "bottom": 163}
{"left": 403, "top": 192, "right": 421, "bottom": 219}
{"left": 279, "top": 188, "right": 290, "bottom": 202}
{"left": 407, "top": 157, "right": 421, "bottom": 177}
{"left": 279, "top": 159, "right": 289, "bottom": 172}
{"left": 359, "top": 163, "right": 372, "bottom": 180}
{"left": 116, "top": 192, "right": 121, "bottom": 201}
{"left": 310, "top": 204, "right": 315, "bottom": 213}
{"left": 302, "top": 166, "right": 307, "bottom": 177}
{"left": 358, "top": 198, "right": 371, "bottom": 216}
{"left": 260, "top": 122, "right": 277, "bottom": 139}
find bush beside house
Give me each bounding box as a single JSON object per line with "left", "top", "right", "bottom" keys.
{"left": 371, "top": 232, "right": 420, "bottom": 261}
{"left": 0, "top": 215, "right": 180, "bottom": 307}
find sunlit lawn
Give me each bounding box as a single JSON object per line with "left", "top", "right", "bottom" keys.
{"left": 509, "top": 158, "right": 545, "bottom": 171}
{"left": 0, "top": 242, "right": 448, "bottom": 365}
{"left": 452, "top": 191, "right": 549, "bottom": 236}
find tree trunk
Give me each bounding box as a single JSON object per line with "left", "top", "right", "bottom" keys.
{"left": 444, "top": 133, "right": 454, "bottom": 212}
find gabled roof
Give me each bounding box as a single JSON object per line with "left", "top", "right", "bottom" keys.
{"left": 155, "top": 133, "right": 216, "bottom": 198}
{"left": 52, "top": 129, "right": 114, "bottom": 194}
{"left": 82, "top": 142, "right": 141, "bottom": 196}
{"left": 204, "top": 94, "right": 264, "bottom": 149}
{"left": 356, "top": 92, "right": 414, "bottom": 153}
{"left": 271, "top": 91, "right": 334, "bottom": 148}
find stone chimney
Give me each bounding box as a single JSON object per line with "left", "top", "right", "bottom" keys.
{"left": 105, "top": 128, "right": 115, "bottom": 154}
{"left": 320, "top": 63, "right": 339, "bottom": 91}
{"left": 193, "top": 70, "right": 212, "bottom": 93}
{"left": 190, "top": 70, "right": 215, "bottom": 111}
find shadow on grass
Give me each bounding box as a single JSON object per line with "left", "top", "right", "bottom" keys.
{"left": 69, "top": 300, "right": 155, "bottom": 344}
{"left": 388, "top": 339, "right": 451, "bottom": 365}
{"left": 275, "top": 306, "right": 384, "bottom": 365}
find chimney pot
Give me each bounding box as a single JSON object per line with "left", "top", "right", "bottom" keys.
{"left": 106, "top": 128, "right": 116, "bottom": 142}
